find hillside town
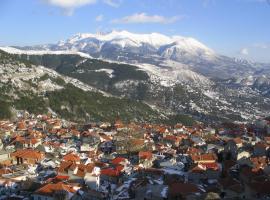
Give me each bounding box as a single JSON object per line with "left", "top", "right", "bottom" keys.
{"left": 0, "top": 113, "right": 269, "bottom": 200}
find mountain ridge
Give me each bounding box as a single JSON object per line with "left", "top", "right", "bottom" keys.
{"left": 1, "top": 30, "right": 270, "bottom": 123}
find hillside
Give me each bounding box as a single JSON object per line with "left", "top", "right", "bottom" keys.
{"left": 0, "top": 50, "right": 166, "bottom": 123}
{"left": 10, "top": 52, "right": 270, "bottom": 123}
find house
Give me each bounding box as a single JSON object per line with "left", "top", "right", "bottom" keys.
{"left": 84, "top": 166, "right": 100, "bottom": 191}
{"left": 191, "top": 153, "right": 217, "bottom": 164}
{"left": 163, "top": 135, "right": 182, "bottom": 147}
{"left": 11, "top": 149, "right": 44, "bottom": 165}
{"left": 32, "top": 182, "right": 77, "bottom": 200}
{"left": 138, "top": 151, "right": 154, "bottom": 168}
{"left": 100, "top": 165, "right": 124, "bottom": 184}
{"left": 188, "top": 162, "right": 220, "bottom": 183}
{"left": 111, "top": 157, "right": 129, "bottom": 166}
{"left": 63, "top": 153, "right": 81, "bottom": 164}
{"left": 17, "top": 121, "right": 27, "bottom": 131}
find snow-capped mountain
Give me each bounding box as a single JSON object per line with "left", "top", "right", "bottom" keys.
{"left": 16, "top": 30, "right": 259, "bottom": 79}
{"left": 3, "top": 30, "right": 270, "bottom": 122}
{"left": 17, "top": 30, "right": 216, "bottom": 61}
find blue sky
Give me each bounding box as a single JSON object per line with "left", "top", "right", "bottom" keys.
{"left": 0, "top": 0, "right": 270, "bottom": 62}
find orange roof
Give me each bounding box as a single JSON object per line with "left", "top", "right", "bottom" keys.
{"left": 24, "top": 138, "right": 39, "bottom": 144}
{"left": 139, "top": 151, "right": 153, "bottom": 160}
{"left": 100, "top": 165, "right": 124, "bottom": 177}
{"left": 17, "top": 121, "right": 27, "bottom": 130}
{"left": 186, "top": 147, "right": 202, "bottom": 155}
{"left": 111, "top": 157, "right": 127, "bottom": 165}
{"left": 71, "top": 129, "right": 80, "bottom": 136}
{"left": 201, "top": 162, "right": 219, "bottom": 170}
{"left": 34, "top": 182, "right": 76, "bottom": 196}
{"left": 130, "top": 139, "right": 145, "bottom": 146}
{"left": 58, "top": 161, "right": 74, "bottom": 173}
{"left": 191, "top": 153, "right": 217, "bottom": 163}
{"left": 11, "top": 149, "right": 44, "bottom": 160}
{"left": 0, "top": 168, "right": 12, "bottom": 175}
{"left": 164, "top": 135, "right": 181, "bottom": 142}
{"left": 63, "top": 153, "right": 80, "bottom": 162}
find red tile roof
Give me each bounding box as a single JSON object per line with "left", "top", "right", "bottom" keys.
{"left": 34, "top": 182, "right": 76, "bottom": 196}
{"left": 111, "top": 157, "right": 127, "bottom": 165}
{"left": 191, "top": 153, "right": 217, "bottom": 163}
{"left": 100, "top": 165, "right": 124, "bottom": 177}
{"left": 63, "top": 153, "right": 80, "bottom": 163}
{"left": 11, "top": 149, "right": 44, "bottom": 160}
{"left": 139, "top": 151, "right": 153, "bottom": 160}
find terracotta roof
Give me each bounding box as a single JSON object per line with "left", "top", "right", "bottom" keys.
{"left": 63, "top": 153, "right": 80, "bottom": 162}
{"left": 17, "top": 121, "right": 27, "bottom": 130}
{"left": 164, "top": 135, "right": 181, "bottom": 142}
{"left": 202, "top": 162, "right": 220, "bottom": 170}
{"left": 130, "top": 139, "right": 145, "bottom": 146}
{"left": 47, "top": 175, "right": 70, "bottom": 183}
{"left": 111, "top": 157, "right": 127, "bottom": 165}
{"left": 139, "top": 151, "right": 153, "bottom": 160}
{"left": 191, "top": 153, "right": 217, "bottom": 163}
{"left": 186, "top": 147, "right": 203, "bottom": 155}
{"left": 11, "top": 149, "right": 44, "bottom": 160}
{"left": 34, "top": 182, "right": 76, "bottom": 196}
{"left": 100, "top": 165, "right": 124, "bottom": 177}
{"left": 0, "top": 168, "right": 12, "bottom": 175}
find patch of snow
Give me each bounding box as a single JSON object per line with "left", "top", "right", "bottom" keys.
{"left": 94, "top": 68, "right": 114, "bottom": 78}
{"left": 0, "top": 46, "right": 92, "bottom": 58}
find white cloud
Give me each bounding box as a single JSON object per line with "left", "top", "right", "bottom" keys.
{"left": 95, "top": 14, "right": 104, "bottom": 22}
{"left": 44, "top": 0, "right": 97, "bottom": 8}
{"left": 103, "top": 0, "right": 122, "bottom": 7}
{"left": 253, "top": 43, "right": 269, "bottom": 49}
{"left": 240, "top": 48, "right": 249, "bottom": 55}
{"left": 43, "top": 0, "right": 97, "bottom": 15}
{"left": 111, "top": 13, "right": 184, "bottom": 24}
